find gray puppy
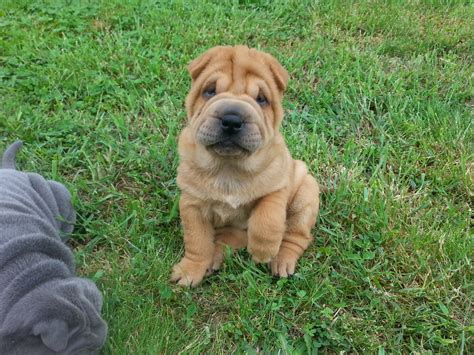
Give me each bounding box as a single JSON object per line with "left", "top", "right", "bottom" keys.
{"left": 0, "top": 141, "right": 107, "bottom": 355}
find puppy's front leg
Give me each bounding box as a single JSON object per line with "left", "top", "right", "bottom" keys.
{"left": 271, "top": 175, "right": 320, "bottom": 277}
{"left": 247, "top": 189, "right": 288, "bottom": 263}
{"left": 171, "top": 194, "right": 214, "bottom": 287}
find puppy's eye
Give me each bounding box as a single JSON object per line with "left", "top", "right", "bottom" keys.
{"left": 256, "top": 93, "right": 268, "bottom": 106}
{"left": 203, "top": 85, "right": 216, "bottom": 99}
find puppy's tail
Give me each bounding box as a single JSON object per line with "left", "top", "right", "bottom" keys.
{"left": 1, "top": 140, "right": 23, "bottom": 170}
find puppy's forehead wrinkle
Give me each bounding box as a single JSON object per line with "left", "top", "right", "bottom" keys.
{"left": 202, "top": 58, "right": 273, "bottom": 98}
{"left": 229, "top": 54, "right": 234, "bottom": 83}
{"left": 232, "top": 52, "right": 248, "bottom": 94}
{"left": 211, "top": 49, "right": 270, "bottom": 96}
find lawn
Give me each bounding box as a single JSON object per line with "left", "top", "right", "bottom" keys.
{"left": 0, "top": 0, "right": 472, "bottom": 353}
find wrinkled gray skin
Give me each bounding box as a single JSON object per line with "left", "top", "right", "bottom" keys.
{"left": 0, "top": 141, "right": 107, "bottom": 355}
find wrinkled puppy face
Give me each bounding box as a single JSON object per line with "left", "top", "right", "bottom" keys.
{"left": 185, "top": 46, "right": 289, "bottom": 157}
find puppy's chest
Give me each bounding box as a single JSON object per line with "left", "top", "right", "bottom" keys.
{"left": 204, "top": 199, "right": 256, "bottom": 229}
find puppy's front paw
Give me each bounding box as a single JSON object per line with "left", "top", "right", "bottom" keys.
{"left": 248, "top": 242, "right": 280, "bottom": 264}
{"left": 270, "top": 248, "right": 299, "bottom": 278}
{"left": 208, "top": 242, "right": 226, "bottom": 274}
{"left": 171, "top": 258, "right": 209, "bottom": 287}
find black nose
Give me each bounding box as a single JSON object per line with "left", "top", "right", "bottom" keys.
{"left": 221, "top": 113, "right": 243, "bottom": 134}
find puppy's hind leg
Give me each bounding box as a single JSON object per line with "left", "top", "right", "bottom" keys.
{"left": 207, "top": 228, "right": 247, "bottom": 275}
{"left": 271, "top": 175, "right": 320, "bottom": 277}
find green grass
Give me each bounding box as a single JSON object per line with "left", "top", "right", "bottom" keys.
{"left": 1, "top": 0, "right": 473, "bottom": 353}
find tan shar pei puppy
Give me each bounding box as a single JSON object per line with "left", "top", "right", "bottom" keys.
{"left": 171, "top": 45, "right": 320, "bottom": 287}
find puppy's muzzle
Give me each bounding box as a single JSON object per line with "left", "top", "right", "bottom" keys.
{"left": 196, "top": 98, "right": 263, "bottom": 156}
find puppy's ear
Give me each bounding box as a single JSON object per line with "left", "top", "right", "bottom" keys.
{"left": 33, "top": 319, "right": 70, "bottom": 352}
{"left": 265, "top": 54, "right": 289, "bottom": 93}
{"left": 188, "top": 51, "right": 213, "bottom": 81}
{"left": 188, "top": 46, "right": 230, "bottom": 81}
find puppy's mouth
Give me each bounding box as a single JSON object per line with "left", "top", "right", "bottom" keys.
{"left": 209, "top": 139, "right": 248, "bottom": 157}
